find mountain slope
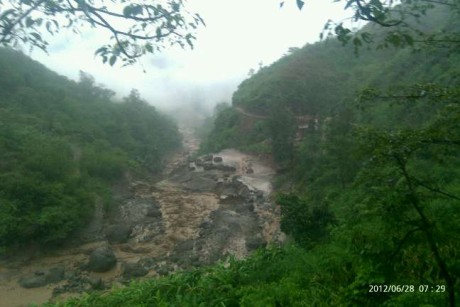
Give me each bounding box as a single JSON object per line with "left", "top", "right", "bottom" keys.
{"left": 0, "top": 48, "right": 181, "bottom": 250}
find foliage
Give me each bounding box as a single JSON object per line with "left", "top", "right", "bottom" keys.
{"left": 0, "top": 0, "right": 204, "bottom": 65}
{"left": 285, "top": 0, "right": 460, "bottom": 53}
{"left": 198, "top": 2, "right": 460, "bottom": 306}
{"left": 278, "top": 193, "right": 335, "bottom": 248}
{"left": 0, "top": 47, "right": 180, "bottom": 249}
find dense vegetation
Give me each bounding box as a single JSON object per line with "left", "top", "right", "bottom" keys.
{"left": 199, "top": 3, "right": 460, "bottom": 306}
{"left": 7, "top": 1, "right": 459, "bottom": 306}
{"left": 0, "top": 48, "right": 180, "bottom": 250}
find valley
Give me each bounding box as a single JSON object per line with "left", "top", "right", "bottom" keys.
{"left": 0, "top": 125, "right": 282, "bottom": 307}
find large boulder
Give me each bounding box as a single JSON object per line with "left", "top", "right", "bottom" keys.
{"left": 19, "top": 265, "right": 65, "bottom": 288}
{"left": 87, "top": 246, "right": 117, "bottom": 272}
{"left": 105, "top": 224, "right": 132, "bottom": 244}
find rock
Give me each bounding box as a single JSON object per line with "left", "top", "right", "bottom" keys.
{"left": 213, "top": 156, "right": 223, "bottom": 163}
{"left": 146, "top": 205, "right": 162, "bottom": 218}
{"left": 237, "top": 186, "right": 251, "bottom": 199}
{"left": 87, "top": 276, "right": 104, "bottom": 290}
{"left": 202, "top": 162, "right": 213, "bottom": 170}
{"left": 174, "top": 240, "right": 194, "bottom": 253}
{"left": 87, "top": 246, "right": 117, "bottom": 272}
{"left": 200, "top": 220, "right": 212, "bottom": 229}
{"left": 122, "top": 262, "right": 148, "bottom": 279}
{"left": 18, "top": 265, "right": 65, "bottom": 289}
{"left": 214, "top": 164, "right": 236, "bottom": 172}
{"left": 246, "top": 236, "right": 266, "bottom": 251}
{"left": 246, "top": 168, "right": 254, "bottom": 174}
{"left": 46, "top": 265, "right": 65, "bottom": 283}
{"left": 19, "top": 275, "right": 47, "bottom": 288}
{"left": 155, "top": 266, "right": 171, "bottom": 276}
{"left": 138, "top": 257, "right": 156, "bottom": 270}
{"left": 203, "top": 154, "right": 213, "bottom": 162}
{"left": 106, "top": 224, "right": 132, "bottom": 244}
{"left": 182, "top": 176, "right": 216, "bottom": 192}
{"left": 64, "top": 270, "right": 77, "bottom": 280}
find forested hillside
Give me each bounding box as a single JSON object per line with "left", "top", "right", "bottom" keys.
{"left": 202, "top": 4, "right": 460, "bottom": 161}
{"left": 0, "top": 48, "right": 181, "bottom": 250}
{"left": 196, "top": 3, "right": 460, "bottom": 306}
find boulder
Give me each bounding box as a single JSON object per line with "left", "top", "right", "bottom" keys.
{"left": 87, "top": 276, "right": 104, "bottom": 290}
{"left": 19, "top": 274, "right": 47, "bottom": 289}
{"left": 18, "top": 265, "right": 65, "bottom": 289}
{"left": 122, "top": 262, "right": 148, "bottom": 279}
{"left": 146, "top": 205, "right": 162, "bottom": 218}
{"left": 87, "top": 246, "right": 117, "bottom": 272}
{"left": 203, "top": 154, "right": 213, "bottom": 162}
{"left": 182, "top": 176, "right": 216, "bottom": 192}
{"left": 46, "top": 265, "right": 65, "bottom": 283}
{"left": 202, "top": 162, "right": 214, "bottom": 170}
{"left": 106, "top": 224, "right": 132, "bottom": 244}
{"left": 213, "top": 156, "right": 223, "bottom": 163}
{"left": 246, "top": 236, "right": 266, "bottom": 251}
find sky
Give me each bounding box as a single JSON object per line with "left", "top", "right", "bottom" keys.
{"left": 29, "top": 0, "right": 353, "bottom": 114}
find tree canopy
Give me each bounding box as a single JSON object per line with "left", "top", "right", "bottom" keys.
{"left": 285, "top": 0, "right": 460, "bottom": 51}
{"left": 0, "top": 47, "right": 181, "bottom": 250}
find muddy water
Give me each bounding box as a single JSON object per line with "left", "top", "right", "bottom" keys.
{"left": 0, "top": 126, "right": 283, "bottom": 307}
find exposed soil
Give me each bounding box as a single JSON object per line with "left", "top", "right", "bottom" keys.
{"left": 0, "top": 124, "right": 283, "bottom": 307}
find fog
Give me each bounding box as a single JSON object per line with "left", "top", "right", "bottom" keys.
{"left": 28, "top": 0, "right": 353, "bottom": 115}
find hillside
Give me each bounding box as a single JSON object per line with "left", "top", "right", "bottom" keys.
{"left": 196, "top": 3, "right": 460, "bottom": 306}
{"left": 201, "top": 3, "right": 460, "bottom": 162}
{"left": 0, "top": 48, "right": 181, "bottom": 250}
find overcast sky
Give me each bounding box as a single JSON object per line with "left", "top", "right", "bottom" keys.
{"left": 29, "top": 0, "right": 352, "bottom": 113}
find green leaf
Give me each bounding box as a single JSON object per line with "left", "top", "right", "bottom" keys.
{"left": 30, "top": 32, "right": 41, "bottom": 41}
{"left": 95, "top": 46, "right": 107, "bottom": 55}
{"left": 25, "top": 17, "right": 34, "bottom": 27}
{"left": 109, "top": 55, "right": 116, "bottom": 66}
{"left": 296, "top": 0, "right": 305, "bottom": 10}
{"left": 123, "top": 6, "right": 132, "bottom": 17}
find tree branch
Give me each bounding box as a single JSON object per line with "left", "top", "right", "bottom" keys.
{"left": 1, "top": 0, "right": 47, "bottom": 39}
{"left": 412, "top": 178, "right": 460, "bottom": 202}
{"left": 394, "top": 154, "right": 456, "bottom": 307}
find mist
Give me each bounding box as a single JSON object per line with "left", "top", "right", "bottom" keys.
{"left": 26, "top": 0, "right": 352, "bottom": 117}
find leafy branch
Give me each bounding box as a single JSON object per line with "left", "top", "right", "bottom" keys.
{"left": 0, "top": 0, "right": 204, "bottom": 65}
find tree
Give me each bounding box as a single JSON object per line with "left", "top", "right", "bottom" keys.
{"left": 0, "top": 0, "right": 204, "bottom": 65}
{"left": 285, "top": 0, "right": 460, "bottom": 50}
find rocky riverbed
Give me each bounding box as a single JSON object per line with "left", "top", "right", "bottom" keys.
{"left": 0, "top": 128, "right": 283, "bottom": 307}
